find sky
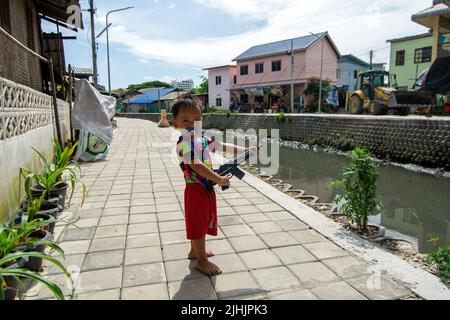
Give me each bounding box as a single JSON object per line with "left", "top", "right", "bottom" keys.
{"left": 42, "top": 0, "right": 432, "bottom": 90}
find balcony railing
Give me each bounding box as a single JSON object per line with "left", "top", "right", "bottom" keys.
{"left": 438, "top": 42, "right": 450, "bottom": 58}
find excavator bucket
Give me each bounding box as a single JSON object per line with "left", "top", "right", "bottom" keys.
{"left": 389, "top": 91, "right": 435, "bottom": 108}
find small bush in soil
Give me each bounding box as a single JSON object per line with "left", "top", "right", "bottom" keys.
{"left": 427, "top": 238, "right": 450, "bottom": 283}
{"left": 328, "top": 147, "right": 382, "bottom": 232}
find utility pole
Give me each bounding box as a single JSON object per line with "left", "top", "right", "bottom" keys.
{"left": 89, "top": 0, "right": 98, "bottom": 87}
{"left": 290, "top": 38, "right": 294, "bottom": 114}
{"left": 369, "top": 50, "right": 373, "bottom": 70}
{"left": 318, "top": 37, "right": 323, "bottom": 113}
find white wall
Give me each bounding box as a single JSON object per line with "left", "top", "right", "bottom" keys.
{"left": 208, "top": 67, "right": 236, "bottom": 110}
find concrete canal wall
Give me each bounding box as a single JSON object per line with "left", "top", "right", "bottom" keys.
{"left": 116, "top": 113, "right": 450, "bottom": 170}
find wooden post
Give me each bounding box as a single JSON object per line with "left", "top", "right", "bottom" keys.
{"left": 68, "top": 64, "right": 74, "bottom": 144}
{"left": 49, "top": 57, "right": 63, "bottom": 147}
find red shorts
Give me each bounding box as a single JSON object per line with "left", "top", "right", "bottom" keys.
{"left": 184, "top": 183, "right": 218, "bottom": 240}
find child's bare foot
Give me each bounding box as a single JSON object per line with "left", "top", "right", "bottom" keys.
{"left": 195, "top": 259, "right": 222, "bottom": 276}
{"left": 188, "top": 249, "right": 215, "bottom": 260}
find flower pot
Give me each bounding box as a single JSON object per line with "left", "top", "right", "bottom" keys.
{"left": 31, "top": 182, "right": 69, "bottom": 208}
{"left": 3, "top": 257, "right": 27, "bottom": 300}
{"left": 12, "top": 230, "right": 52, "bottom": 272}
{"left": 21, "top": 193, "right": 64, "bottom": 210}
{"left": 15, "top": 212, "right": 55, "bottom": 234}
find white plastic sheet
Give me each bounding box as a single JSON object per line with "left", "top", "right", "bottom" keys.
{"left": 72, "top": 79, "right": 116, "bottom": 145}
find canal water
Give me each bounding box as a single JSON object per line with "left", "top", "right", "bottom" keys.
{"left": 257, "top": 141, "right": 450, "bottom": 253}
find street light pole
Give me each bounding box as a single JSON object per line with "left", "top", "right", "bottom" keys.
{"left": 89, "top": 0, "right": 98, "bottom": 87}
{"left": 105, "top": 6, "right": 133, "bottom": 95}
{"left": 310, "top": 32, "right": 324, "bottom": 113}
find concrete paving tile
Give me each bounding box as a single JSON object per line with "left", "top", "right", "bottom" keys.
{"left": 129, "top": 214, "right": 157, "bottom": 224}
{"left": 217, "top": 207, "right": 237, "bottom": 216}
{"left": 212, "top": 272, "right": 263, "bottom": 299}
{"left": 43, "top": 254, "right": 85, "bottom": 276}
{"left": 61, "top": 227, "right": 95, "bottom": 241}
{"left": 131, "top": 198, "right": 155, "bottom": 206}
{"left": 259, "top": 232, "right": 298, "bottom": 248}
{"left": 160, "top": 230, "right": 189, "bottom": 245}
{"left": 347, "top": 275, "right": 412, "bottom": 300}
{"left": 268, "top": 288, "right": 318, "bottom": 300}
{"left": 276, "top": 219, "right": 309, "bottom": 231}
{"left": 162, "top": 242, "right": 191, "bottom": 261}
{"left": 218, "top": 216, "right": 245, "bottom": 226}
{"left": 99, "top": 215, "right": 129, "bottom": 226}
{"left": 156, "top": 203, "right": 182, "bottom": 212}
{"left": 256, "top": 203, "right": 284, "bottom": 213}
{"left": 303, "top": 241, "right": 349, "bottom": 260}
{"left": 288, "top": 229, "right": 327, "bottom": 244}
{"left": 82, "top": 250, "right": 124, "bottom": 271}
{"left": 130, "top": 205, "right": 157, "bottom": 214}
{"left": 125, "top": 246, "right": 163, "bottom": 265}
{"left": 239, "top": 249, "right": 283, "bottom": 269}
{"left": 128, "top": 222, "right": 158, "bottom": 235}
{"left": 76, "top": 209, "right": 103, "bottom": 218}
{"left": 94, "top": 225, "right": 127, "bottom": 239}
{"left": 322, "top": 256, "right": 373, "bottom": 279}
{"left": 127, "top": 233, "right": 160, "bottom": 248}
{"left": 208, "top": 253, "right": 248, "bottom": 274}
{"left": 102, "top": 207, "right": 129, "bottom": 216}
{"left": 240, "top": 213, "right": 270, "bottom": 223}
{"left": 70, "top": 218, "right": 99, "bottom": 229}
{"left": 229, "top": 235, "right": 267, "bottom": 253}
{"left": 251, "top": 267, "right": 301, "bottom": 291}
{"left": 221, "top": 224, "right": 254, "bottom": 238}
{"left": 311, "top": 281, "right": 368, "bottom": 300}
{"left": 77, "top": 289, "right": 121, "bottom": 300}
{"left": 123, "top": 263, "right": 166, "bottom": 287}
{"left": 272, "top": 245, "right": 318, "bottom": 265}
{"left": 157, "top": 211, "right": 185, "bottom": 222}
{"left": 249, "top": 221, "right": 282, "bottom": 234}
{"left": 89, "top": 236, "right": 126, "bottom": 253}
{"left": 233, "top": 205, "right": 261, "bottom": 215}
{"left": 227, "top": 198, "right": 252, "bottom": 206}
{"left": 77, "top": 267, "right": 123, "bottom": 293}
{"left": 104, "top": 200, "right": 130, "bottom": 208}
{"left": 158, "top": 220, "right": 186, "bottom": 232}
{"left": 165, "top": 260, "right": 208, "bottom": 282}
{"left": 169, "top": 278, "right": 217, "bottom": 300}
{"left": 206, "top": 239, "right": 235, "bottom": 256}
{"left": 121, "top": 283, "right": 169, "bottom": 300}
{"left": 288, "top": 262, "right": 340, "bottom": 288}
{"left": 264, "top": 211, "right": 295, "bottom": 221}
{"left": 59, "top": 240, "right": 91, "bottom": 255}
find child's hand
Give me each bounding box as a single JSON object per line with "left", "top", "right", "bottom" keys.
{"left": 216, "top": 174, "right": 232, "bottom": 187}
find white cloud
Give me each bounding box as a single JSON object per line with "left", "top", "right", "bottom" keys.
{"left": 107, "top": 0, "right": 430, "bottom": 69}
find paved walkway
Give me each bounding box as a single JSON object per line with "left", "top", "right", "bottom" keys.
{"left": 26, "top": 118, "right": 416, "bottom": 300}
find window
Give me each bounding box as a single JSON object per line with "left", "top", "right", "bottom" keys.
{"left": 0, "top": 0, "right": 11, "bottom": 33}
{"left": 396, "top": 50, "right": 405, "bottom": 66}
{"left": 414, "top": 47, "right": 432, "bottom": 64}
{"left": 233, "top": 75, "right": 237, "bottom": 84}
{"left": 216, "top": 98, "right": 222, "bottom": 107}
{"left": 336, "top": 69, "right": 341, "bottom": 79}
{"left": 272, "top": 60, "right": 281, "bottom": 72}
{"left": 215, "top": 76, "right": 222, "bottom": 85}
{"left": 240, "top": 65, "right": 248, "bottom": 75}
{"left": 255, "top": 63, "right": 264, "bottom": 74}
{"left": 353, "top": 70, "right": 358, "bottom": 79}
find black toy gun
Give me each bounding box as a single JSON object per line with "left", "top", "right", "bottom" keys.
{"left": 205, "top": 147, "right": 258, "bottom": 191}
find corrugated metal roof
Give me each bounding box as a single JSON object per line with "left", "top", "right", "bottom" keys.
{"left": 412, "top": 3, "right": 450, "bottom": 19}
{"left": 72, "top": 67, "right": 93, "bottom": 75}
{"left": 160, "top": 91, "right": 189, "bottom": 101}
{"left": 233, "top": 32, "right": 328, "bottom": 61}
{"left": 128, "top": 88, "right": 175, "bottom": 105}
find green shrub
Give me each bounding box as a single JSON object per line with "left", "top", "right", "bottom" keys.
{"left": 328, "top": 147, "right": 382, "bottom": 231}
{"left": 287, "top": 115, "right": 294, "bottom": 122}
{"left": 427, "top": 238, "right": 450, "bottom": 283}
{"left": 276, "top": 112, "right": 287, "bottom": 122}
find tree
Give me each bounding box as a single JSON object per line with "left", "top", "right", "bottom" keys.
{"left": 193, "top": 76, "right": 208, "bottom": 94}
{"left": 127, "top": 81, "right": 173, "bottom": 91}
{"left": 303, "top": 77, "right": 331, "bottom": 110}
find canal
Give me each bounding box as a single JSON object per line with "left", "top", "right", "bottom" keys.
{"left": 257, "top": 141, "right": 450, "bottom": 254}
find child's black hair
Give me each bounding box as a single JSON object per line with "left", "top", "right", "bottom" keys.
{"left": 172, "top": 93, "right": 203, "bottom": 119}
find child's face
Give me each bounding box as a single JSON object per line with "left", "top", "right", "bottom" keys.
{"left": 173, "top": 106, "right": 203, "bottom": 130}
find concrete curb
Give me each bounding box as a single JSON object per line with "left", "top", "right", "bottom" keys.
{"left": 241, "top": 169, "right": 450, "bottom": 300}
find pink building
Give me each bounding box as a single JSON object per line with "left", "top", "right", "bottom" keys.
{"left": 232, "top": 32, "right": 340, "bottom": 112}
{"left": 204, "top": 65, "right": 237, "bottom": 110}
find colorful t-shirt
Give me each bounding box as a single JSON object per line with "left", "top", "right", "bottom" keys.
{"left": 176, "top": 131, "right": 216, "bottom": 189}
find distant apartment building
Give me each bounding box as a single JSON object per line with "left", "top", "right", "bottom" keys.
{"left": 204, "top": 65, "right": 237, "bottom": 110}
{"left": 387, "top": 32, "right": 450, "bottom": 90}
{"left": 171, "top": 79, "right": 194, "bottom": 91}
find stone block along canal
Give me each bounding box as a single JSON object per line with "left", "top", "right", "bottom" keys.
{"left": 255, "top": 141, "right": 450, "bottom": 254}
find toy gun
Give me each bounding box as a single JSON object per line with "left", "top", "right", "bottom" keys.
{"left": 205, "top": 147, "right": 258, "bottom": 191}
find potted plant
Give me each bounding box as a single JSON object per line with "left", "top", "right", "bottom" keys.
{"left": 15, "top": 197, "right": 58, "bottom": 234}
{"left": 1, "top": 251, "right": 73, "bottom": 300}
{"left": 328, "top": 147, "right": 384, "bottom": 239}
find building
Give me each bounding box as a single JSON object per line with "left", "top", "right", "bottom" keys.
{"left": 171, "top": 79, "right": 194, "bottom": 92}
{"left": 412, "top": 0, "right": 450, "bottom": 62}
{"left": 0, "top": 0, "right": 82, "bottom": 92}
{"left": 387, "top": 32, "right": 450, "bottom": 90}
{"left": 337, "top": 54, "right": 370, "bottom": 92}
{"left": 231, "top": 32, "right": 340, "bottom": 112}
{"left": 204, "top": 65, "right": 237, "bottom": 110}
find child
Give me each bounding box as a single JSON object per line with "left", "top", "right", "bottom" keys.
{"left": 172, "top": 95, "right": 250, "bottom": 276}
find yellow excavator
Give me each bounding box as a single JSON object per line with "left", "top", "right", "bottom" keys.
{"left": 349, "top": 70, "right": 435, "bottom": 116}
